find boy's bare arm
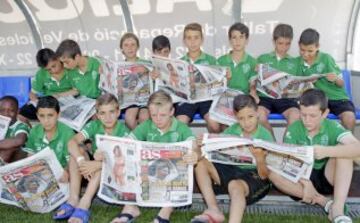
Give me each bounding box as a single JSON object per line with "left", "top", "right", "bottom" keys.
{"left": 314, "top": 134, "right": 359, "bottom": 159}
{"left": 0, "top": 133, "right": 27, "bottom": 150}
{"left": 68, "top": 133, "right": 87, "bottom": 159}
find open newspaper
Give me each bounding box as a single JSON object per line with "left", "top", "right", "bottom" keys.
{"left": 0, "top": 148, "right": 69, "bottom": 213}
{"left": 96, "top": 135, "right": 193, "bottom": 207}
{"left": 58, "top": 96, "right": 96, "bottom": 132}
{"left": 209, "top": 89, "right": 244, "bottom": 126}
{"left": 98, "top": 57, "right": 153, "bottom": 109}
{"left": 152, "top": 55, "right": 227, "bottom": 103}
{"left": 201, "top": 134, "right": 314, "bottom": 183}
{"left": 256, "top": 64, "right": 326, "bottom": 99}
{"left": 0, "top": 115, "right": 11, "bottom": 140}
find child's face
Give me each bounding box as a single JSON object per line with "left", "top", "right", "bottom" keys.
{"left": 154, "top": 47, "right": 170, "bottom": 58}
{"left": 183, "top": 30, "right": 203, "bottom": 53}
{"left": 60, "top": 55, "right": 79, "bottom": 69}
{"left": 235, "top": 106, "right": 258, "bottom": 135}
{"left": 45, "top": 59, "right": 63, "bottom": 75}
{"left": 300, "top": 105, "right": 327, "bottom": 134}
{"left": 96, "top": 103, "right": 120, "bottom": 129}
{"left": 229, "top": 30, "right": 248, "bottom": 52}
{"left": 299, "top": 43, "right": 319, "bottom": 64}
{"left": 121, "top": 38, "right": 138, "bottom": 60}
{"left": 149, "top": 104, "right": 174, "bottom": 131}
{"left": 0, "top": 100, "right": 18, "bottom": 124}
{"left": 37, "top": 108, "right": 59, "bottom": 132}
{"left": 274, "top": 37, "right": 292, "bottom": 57}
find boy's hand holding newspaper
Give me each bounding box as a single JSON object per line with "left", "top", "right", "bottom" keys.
{"left": 94, "top": 150, "right": 105, "bottom": 161}
{"left": 78, "top": 160, "right": 102, "bottom": 180}
{"left": 249, "top": 146, "right": 270, "bottom": 179}
{"left": 313, "top": 146, "right": 328, "bottom": 160}
{"left": 226, "top": 68, "right": 232, "bottom": 80}
{"left": 150, "top": 68, "right": 160, "bottom": 80}
{"left": 325, "top": 73, "right": 339, "bottom": 83}
{"left": 183, "top": 151, "right": 199, "bottom": 165}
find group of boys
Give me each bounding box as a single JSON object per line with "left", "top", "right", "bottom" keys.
{"left": 0, "top": 21, "right": 359, "bottom": 223}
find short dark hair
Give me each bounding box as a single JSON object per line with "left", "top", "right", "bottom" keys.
{"left": 299, "top": 28, "right": 320, "bottom": 45}
{"left": 233, "top": 94, "right": 257, "bottom": 113}
{"left": 56, "top": 39, "right": 82, "bottom": 59}
{"left": 299, "top": 89, "right": 328, "bottom": 112}
{"left": 36, "top": 48, "right": 57, "bottom": 67}
{"left": 273, "top": 23, "right": 293, "bottom": 41}
{"left": 152, "top": 35, "right": 171, "bottom": 52}
{"left": 0, "top": 95, "right": 19, "bottom": 110}
{"left": 228, "top": 22, "right": 249, "bottom": 39}
{"left": 36, "top": 96, "right": 60, "bottom": 113}
{"left": 120, "top": 33, "right": 140, "bottom": 49}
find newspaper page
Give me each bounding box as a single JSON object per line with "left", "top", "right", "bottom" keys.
{"left": 58, "top": 96, "right": 96, "bottom": 132}
{"left": 98, "top": 57, "right": 153, "bottom": 109}
{"left": 96, "top": 135, "right": 193, "bottom": 207}
{"left": 0, "top": 148, "right": 69, "bottom": 213}
{"left": 201, "top": 134, "right": 313, "bottom": 183}
{"left": 256, "top": 64, "right": 326, "bottom": 99}
{"left": 152, "top": 55, "right": 192, "bottom": 102}
{"left": 191, "top": 64, "right": 227, "bottom": 103}
{"left": 0, "top": 115, "right": 11, "bottom": 140}
{"left": 209, "top": 89, "right": 244, "bottom": 126}
{"left": 152, "top": 56, "right": 227, "bottom": 103}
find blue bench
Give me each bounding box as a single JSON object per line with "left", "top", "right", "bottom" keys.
{"left": 0, "top": 76, "right": 31, "bottom": 107}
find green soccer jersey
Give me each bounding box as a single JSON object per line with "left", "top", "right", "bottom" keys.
{"left": 81, "top": 120, "right": 130, "bottom": 153}
{"left": 257, "top": 52, "right": 300, "bottom": 97}
{"left": 31, "top": 68, "right": 75, "bottom": 96}
{"left": 181, "top": 51, "right": 217, "bottom": 65}
{"left": 24, "top": 122, "right": 75, "bottom": 167}
{"left": 217, "top": 52, "right": 257, "bottom": 93}
{"left": 297, "top": 52, "right": 348, "bottom": 100}
{"left": 223, "top": 123, "right": 274, "bottom": 169}
{"left": 5, "top": 120, "right": 30, "bottom": 138}
{"left": 130, "top": 118, "right": 195, "bottom": 143}
{"left": 69, "top": 56, "right": 101, "bottom": 99}
{"left": 284, "top": 119, "right": 351, "bottom": 169}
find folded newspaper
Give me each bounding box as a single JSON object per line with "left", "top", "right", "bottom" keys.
{"left": 58, "top": 96, "right": 96, "bottom": 132}
{"left": 96, "top": 135, "right": 194, "bottom": 207}
{"left": 98, "top": 57, "right": 153, "bottom": 109}
{"left": 256, "top": 64, "right": 326, "bottom": 99}
{"left": 209, "top": 89, "right": 244, "bottom": 126}
{"left": 201, "top": 133, "right": 314, "bottom": 183}
{"left": 152, "top": 55, "right": 227, "bottom": 103}
{"left": 0, "top": 114, "right": 11, "bottom": 140}
{"left": 0, "top": 148, "right": 69, "bottom": 213}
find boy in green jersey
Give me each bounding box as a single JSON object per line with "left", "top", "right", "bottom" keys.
{"left": 56, "top": 39, "right": 101, "bottom": 99}
{"left": 257, "top": 24, "right": 300, "bottom": 134}
{"left": 112, "top": 90, "right": 198, "bottom": 223}
{"left": 176, "top": 23, "right": 228, "bottom": 133}
{"left": 24, "top": 96, "right": 74, "bottom": 168}
{"left": 268, "top": 89, "right": 359, "bottom": 223}
{"left": 217, "top": 23, "right": 257, "bottom": 96}
{"left": 53, "top": 94, "right": 129, "bottom": 223}
{"left": 192, "top": 95, "right": 272, "bottom": 223}
{"left": 0, "top": 96, "right": 30, "bottom": 163}
{"left": 297, "top": 28, "right": 356, "bottom": 131}
{"left": 119, "top": 32, "right": 150, "bottom": 130}
{"left": 20, "top": 48, "right": 79, "bottom": 120}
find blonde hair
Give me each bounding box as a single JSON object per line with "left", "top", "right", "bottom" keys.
{"left": 96, "top": 93, "right": 119, "bottom": 111}
{"left": 183, "top": 23, "right": 203, "bottom": 39}
{"left": 147, "top": 90, "right": 173, "bottom": 108}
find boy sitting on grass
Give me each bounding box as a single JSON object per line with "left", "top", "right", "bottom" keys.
{"left": 53, "top": 94, "right": 129, "bottom": 223}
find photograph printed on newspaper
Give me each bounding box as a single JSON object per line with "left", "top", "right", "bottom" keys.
{"left": 201, "top": 134, "right": 314, "bottom": 183}
{"left": 58, "top": 96, "right": 96, "bottom": 132}
{"left": 0, "top": 148, "right": 69, "bottom": 213}
{"left": 209, "top": 89, "right": 244, "bottom": 126}
{"left": 256, "top": 64, "right": 326, "bottom": 99}
{"left": 96, "top": 135, "right": 194, "bottom": 207}
{"left": 152, "top": 56, "right": 227, "bottom": 103}
{"left": 98, "top": 57, "right": 153, "bottom": 109}
{"left": 0, "top": 114, "right": 11, "bottom": 140}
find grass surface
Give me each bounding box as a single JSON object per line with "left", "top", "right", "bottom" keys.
{"left": 1, "top": 204, "right": 360, "bottom": 223}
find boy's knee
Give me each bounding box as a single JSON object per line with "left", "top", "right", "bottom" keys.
{"left": 228, "top": 180, "right": 246, "bottom": 196}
